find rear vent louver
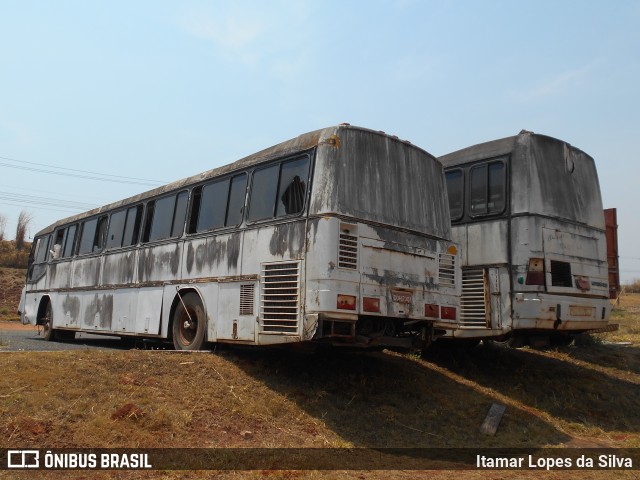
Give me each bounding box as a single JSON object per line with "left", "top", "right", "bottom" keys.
{"left": 240, "top": 284, "right": 254, "bottom": 315}
{"left": 438, "top": 253, "right": 456, "bottom": 287}
{"left": 338, "top": 233, "right": 358, "bottom": 269}
{"left": 260, "top": 262, "right": 301, "bottom": 334}
{"left": 460, "top": 269, "right": 489, "bottom": 328}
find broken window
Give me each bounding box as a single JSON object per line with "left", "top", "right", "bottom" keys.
{"left": 249, "top": 155, "right": 310, "bottom": 222}
{"left": 276, "top": 157, "right": 309, "bottom": 217}
{"left": 93, "top": 216, "right": 108, "bottom": 252}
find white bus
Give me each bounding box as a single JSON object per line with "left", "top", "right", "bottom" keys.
{"left": 439, "top": 130, "right": 614, "bottom": 346}
{"left": 20, "top": 125, "right": 460, "bottom": 350}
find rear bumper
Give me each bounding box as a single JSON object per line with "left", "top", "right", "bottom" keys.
{"left": 511, "top": 292, "right": 611, "bottom": 333}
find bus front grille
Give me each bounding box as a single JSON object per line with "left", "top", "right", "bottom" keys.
{"left": 260, "top": 261, "right": 301, "bottom": 334}
{"left": 460, "top": 269, "right": 489, "bottom": 328}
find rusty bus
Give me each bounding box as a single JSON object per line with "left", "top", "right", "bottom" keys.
{"left": 439, "top": 130, "right": 614, "bottom": 346}
{"left": 20, "top": 125, "right": 461, "bottom": 350}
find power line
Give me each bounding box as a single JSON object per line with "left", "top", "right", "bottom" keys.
{"left": 0, "top": 191, "right": 97, "bottom": 211}
{"left": 0, "top": 154, "right": 166, "bottom": 187}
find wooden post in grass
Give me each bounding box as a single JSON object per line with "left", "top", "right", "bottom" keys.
{"left": 480, "top": 403, "right": 506, "bottom": 435}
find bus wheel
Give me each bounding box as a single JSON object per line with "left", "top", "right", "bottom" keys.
{"left": 42, "top": 302, "right": 55, "bottom": 341}
{"left": 172, "top": 292, "right": 206, "bottom": 351}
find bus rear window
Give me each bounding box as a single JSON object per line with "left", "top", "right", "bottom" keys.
{"left": 470, "top": 160, "right": 505, "bottom": 217}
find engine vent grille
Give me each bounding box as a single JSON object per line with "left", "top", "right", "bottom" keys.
{"left": 460, "top": 269, "right": 489, "bottom": 328}
{"left": 438, "top": 253, "right": 456, "bottom": 287}
{"left": 240, "top": 284, "right": 254, "bottom": 315}
{"left": 260, "top": 262, "right": 300, "bottom": 334}
{"left": 338, "top": 233, "right": 358, "bottom": 269}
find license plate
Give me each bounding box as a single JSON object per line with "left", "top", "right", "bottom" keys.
{"left": 392, "top": 290, "right": 412, "bottom": 304}
{"left": 569, "top": 306, "right": 595, "bottom": 317}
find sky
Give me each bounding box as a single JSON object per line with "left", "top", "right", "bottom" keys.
{"left": 0, "top": 0, "right": 639, "bottom": 281}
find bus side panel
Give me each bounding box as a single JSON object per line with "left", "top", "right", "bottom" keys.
{"left": 78, "top": 291, "right": 113, "bottom": 332}
{"left": 136, "top": 242, "right": 184, "bottom": 337}
{"left": 113, "top": 288, "right": 138, "bottom": 334}
{"left": 71, "top": 256, "right": 103, "bottom": 289}
{"left": 48, "top": 261, "right": 73, "bottom": 290}
{"left": 52, "top": 292, "right": 82, "bottom": 328}
{"left": 102, "top": 249, "right": 138, "bottom": 286}
{"left": 461, "top": 220, "right": 509, "bottom": 267}
{"left": 241, "top": 222, "right": 307, "bottom": 343}
{"left": 182, "top": 232, "right": 244, "bottom": 342}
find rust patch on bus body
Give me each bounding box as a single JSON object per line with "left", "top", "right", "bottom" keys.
{"left": 62, "top": 295, "right": 81, "bottom": 324}
{"left": 269, "top": 223, "right": 306, "bottom": 258}
{"left": 84, "top": 293, "right": 113, "bottom": 329}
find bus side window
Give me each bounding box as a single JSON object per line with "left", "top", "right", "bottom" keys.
{"left": 63, "top": 224, "right": 78, "bottom": 258}
{"left": 122, "top": 205, "right": 143, "bottom": 247}
{"left": 78, "top": 219, "right": 98, "bottom": 255}
{"left": 198, "top": 180, "right": 229, "bottom": 232}
{"left": 106, "top": 209, "right": 127, "bottom": 250}
{"left": 171, "top": 191, "right": 188, "bottom": 238}
{"left": 276, "top": 157, "right": 309, "bottom": 217}
{"left": 52, "top": 228, "right": 65, "bottom": 259}
{"left": 142, "top": 201, "right": 155, "bottom": 243}
{"left": 187, "top": 186, "right": 202, "bottom": 234}
{"left": 93, "top": 215, "right": 109, "bottom": 252}
{"left": 226, "top": 173, "right": 247, "bottom": 226}
{"left": 248, "top": 164, "right": 279, "bottom": 222}
{"left": 445, "top": 170, "right": 464, "bottom": 221}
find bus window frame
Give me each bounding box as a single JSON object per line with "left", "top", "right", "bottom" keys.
{"left": 445, "top": 168, "right": 464, "bottom": 222}
{"left": 187, "top": 172, "right": 249, "bottom": 236}
{"left": 142, "top": 190, "right": 189, "bottom": 244}
{"left": 466, "top": 157, "right": 508, "bottom": 220}
{"left": 246, "top": 153, "right": 312, "bottom": 225}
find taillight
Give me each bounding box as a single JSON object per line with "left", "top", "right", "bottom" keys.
{"left": 363, "top": 297, "right": 380, "bottom": 313}
{"left": 526, "top": 258, "right": 545, "bottom": 285}
{"left": 337, "top": 294, "right": 357, "bottom": 310}
{"left": 441, "top": 306, "right": 456, "bottom": 320}
{"left": 425, "top": 303, "right": 439, "bottom": 318}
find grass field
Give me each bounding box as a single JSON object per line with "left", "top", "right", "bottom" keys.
{"left": 1, "top": 270, "right": 639, "bottom": 479}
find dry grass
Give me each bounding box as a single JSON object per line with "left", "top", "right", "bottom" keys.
{"left": 0, "top": 267, "right": 24, "bottom": 322}
{"left": 1, "top": 293, "right": 639, "bottom": 479}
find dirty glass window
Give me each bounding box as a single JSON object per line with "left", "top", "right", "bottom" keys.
{"left": 276, "top": 157, "right": 309, "bottom": 217}
{"left": 469, "top": 160, "right": 505, "bottom": 217}
{"left": 487, "top": 162, "right": 505, "bottom": 213}
{"left": 122, "top": 205, "right": 142, "bottom": 247}
{"left": 226, "top": 173, "right": 247, "bottom": 226}
{"left": 171, "top": 191, "right": 188, "bottom": 238}
{"left": 78, "top": 218, "right": 98, "bottom": 255}
{"left": 63, "top": 224, "right": 77, "bottom": 258}
{"left": 149, "top": 195, "right": 175, "bottom": 241}
{"left": 93, "top": 216, "right": 108, "bottom": 252}
{"left": 198, "top": 179, "right": 229, "bottom": 232}
{"left": 187, "top": 187, "right": 202, "bottom": 234}
{"left": 34, "top": 235, "right": 50, "bottom": 263}
{"left": 248, "top": 164, "right": 279, "bottom": 221}
{"left": 106, "top": 209, "right": 127, "bottom": 250}
{"left": 445, "top": 170, "right": 464, "bottom": 221}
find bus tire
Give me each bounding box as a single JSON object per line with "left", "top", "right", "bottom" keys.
{"left": 172, "top": 292, "right": 206, "bottom": 351}
{"left": 42, "top": 301, "right": 56, "bottom": 341}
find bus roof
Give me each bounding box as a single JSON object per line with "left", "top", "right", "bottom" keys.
{"left": 35, "top": 125, "right": 428, "bottom": 236}
{"left": 438, "top": 130, "right": 591, "bottom": 167}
